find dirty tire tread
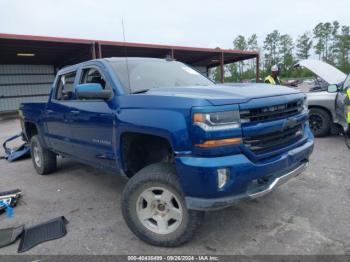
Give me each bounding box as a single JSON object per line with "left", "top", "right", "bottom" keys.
{"left": 309, "top": 108, "right": 331, "bottom": 137}
{"left": 345, "top": 128, "right": 350, "bottom": 149}
{"left": 121, "top": 162, "right": 204, "bottom": 247}
{"left": 30, "top": 135, "right": 57, "bottom": 175}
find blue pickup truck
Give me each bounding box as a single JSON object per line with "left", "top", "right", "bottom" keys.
{"left": 19, "top": 57, "right": 314, "bottom": 246}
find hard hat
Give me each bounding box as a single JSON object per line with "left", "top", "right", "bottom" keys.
{"left": 271, "top": 65, "right": 279, "bottom": 72}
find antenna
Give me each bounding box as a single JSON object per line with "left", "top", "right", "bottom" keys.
{"left": 121, "top": 19, "right": 131, "bottom": 92}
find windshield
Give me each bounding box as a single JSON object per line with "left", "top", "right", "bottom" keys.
{"left": 108, "top": 59, "right": 214, "bottom": 93}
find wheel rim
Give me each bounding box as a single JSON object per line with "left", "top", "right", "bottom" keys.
{"left": 136, "top": 187, "right": 183, "bottom": 235}
{"left": 309, "top": 113, "right": 323, "bottom": 133}
{"left": 33, "top": 144, "right": 41, "bottom": 167}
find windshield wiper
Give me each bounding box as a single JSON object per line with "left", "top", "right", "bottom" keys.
{"left": 131, "top": 89, "right": 150, "bottom": 94}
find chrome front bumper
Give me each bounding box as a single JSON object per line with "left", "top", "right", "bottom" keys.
{"left": 248, "top": 161, "right": 308, "bottom": 199}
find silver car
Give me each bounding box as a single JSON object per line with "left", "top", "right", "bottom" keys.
{"left": 295, "top": 59, "right": 349, "bottom": 137}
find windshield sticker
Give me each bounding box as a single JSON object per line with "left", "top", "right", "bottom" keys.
{"left": 182, "top": 67, "right": 200, "bottom": 75}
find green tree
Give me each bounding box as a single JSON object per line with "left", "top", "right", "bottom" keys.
{"left": 296, "top": 32, "right": 313, "bottom": 59}
{"left": 208, "top": 67, "right": 220, "bottom": 82}
{"left": 313, "top": 22, "right": 326, "bottom": 59}
{"left": 247, "top": 34, "right": 259, "bottom": 78}
{"left": 335, "top": 25, "right": 350, "bottom": 72}
{"left": 329, "top": 21, "right": 340, "bottom": 64}
{"left": 247, "top": 34, "right": 258, "bottom": 50}
{"left": 313, "top": 22, "right": 337, "bottom": 62}
{"left": 263, "top": 30, "right": 280, "bottom": 71}
{"left": 279, "top": 34, "right": 294, "bottom": 76}
{"left": 227, "top": 63, "right": 239, "bottom": 82}
{"left": 323, "top": 22, "right": 333, "bottom": 62}
{"left": 233, "top": 35, "right": 247, "bottom": 80}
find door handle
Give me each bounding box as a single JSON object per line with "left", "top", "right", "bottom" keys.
{"left": 47, "top": 109, "right": 54, "bottom": 114}
{"left": 70, "top": 110, "right": 80, "bottom": 115}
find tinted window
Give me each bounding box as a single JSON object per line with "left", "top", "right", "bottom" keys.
{"left": 55, "top": 71, "right": 76, "bottom": 100}
{"left": 108, "top": 59, "right": 214, "bottom": 93}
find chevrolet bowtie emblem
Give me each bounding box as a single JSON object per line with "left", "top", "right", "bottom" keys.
{"left": 283, "top": 118, "right": 298, "bottom": 129}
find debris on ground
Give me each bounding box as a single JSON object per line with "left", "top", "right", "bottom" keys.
{"left": 0, "top": 189, "right": 22, "bottom": 218}
{"left": 1, "top": 133, "right": 30, "bottom": 162}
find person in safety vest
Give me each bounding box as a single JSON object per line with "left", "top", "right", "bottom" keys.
{"left": 265, "top": 65, "right": 281, "bottom": 85}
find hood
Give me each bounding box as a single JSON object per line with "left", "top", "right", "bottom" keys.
{"left": 145, "top": 83, "right": 300, "bottom": 106}
{"left": 295, "top": 59, "right": 346, "bottom": 84}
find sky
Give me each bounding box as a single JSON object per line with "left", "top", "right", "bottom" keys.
{"left": 0, "top": 0, "right": 349, "bottom": 49}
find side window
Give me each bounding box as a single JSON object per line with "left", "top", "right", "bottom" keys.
{"left": 80, "top": 68, "right": 111, "bottom": 90}
{"left": 55, "top": 71, "right": 77, "bottom": 100}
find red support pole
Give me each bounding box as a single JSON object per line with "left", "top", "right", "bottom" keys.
{"left": 256, "top": 54, "right": 260, "bottom": 82}
{"left": 220, "top": 52, "right": 224, "bottom": 83}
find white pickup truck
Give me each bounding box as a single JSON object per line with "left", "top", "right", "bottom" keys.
{"left": 295, "top": 60, "right": 350, "bottom": 137}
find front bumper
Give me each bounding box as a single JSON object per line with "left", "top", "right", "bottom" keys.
{"left": 175, "top": 131, "right": 314, "bottom": 211}
{"left": 186, "top": 161, "right": 308, "bottom": 210}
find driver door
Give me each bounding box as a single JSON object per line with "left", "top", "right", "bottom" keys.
{"left": 335, "top": 74, "right": 350, "bottom": 130}
{"left": 69, "top": 66, "right": 117, "bottom": 169}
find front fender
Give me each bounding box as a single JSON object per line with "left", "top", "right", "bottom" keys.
{"left": 116, "top": 108, "right": 192, "bottom": 153}
{"left": 306, "top": 91, "right": 337, "bottom": 120}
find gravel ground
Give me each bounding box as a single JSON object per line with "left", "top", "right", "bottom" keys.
{"left": 0, "top": 117, "right": 349, "bottom": 255}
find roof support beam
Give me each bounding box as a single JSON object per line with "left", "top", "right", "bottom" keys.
{"left": 220, "top": 52, "right": 224, "bottom": 83}
{"left": 98, "top": 43, "right": 103, "bottom": 58}
{"left": 91, "top": 42, "right": 96, "bottom": 59}
{"left": 256, "top": 54, "right": 260, "bottom": 82}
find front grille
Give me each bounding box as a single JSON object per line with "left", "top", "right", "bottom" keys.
{"left": 240, "top": 99, "right": 303, "bottom": 123}
{"left": 243, "top": 124, "right": 303, "bottom": 153}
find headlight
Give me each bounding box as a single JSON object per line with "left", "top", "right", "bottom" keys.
{"left": 193, "top": 110, "right": 240, "bottom": 131}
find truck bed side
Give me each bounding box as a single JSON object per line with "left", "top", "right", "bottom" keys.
{"left": 19, "top": 102, "right": 48, "bottom": 145}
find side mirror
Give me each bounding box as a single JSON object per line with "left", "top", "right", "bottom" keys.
{"left": 75, "top": 83, "right": 112, "bottom": 100}
{"left": 327, "top": 84, "right": 338, "bottom": 93}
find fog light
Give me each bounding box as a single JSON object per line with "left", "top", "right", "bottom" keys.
{"left": 217, "top": 168, "right": 229, "bottom": 189}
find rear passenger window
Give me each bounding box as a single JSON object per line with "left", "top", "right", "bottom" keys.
{"left": 55, "top": 71, "right": 76, "bottom": 100}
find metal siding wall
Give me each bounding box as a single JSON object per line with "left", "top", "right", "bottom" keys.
{"left": 0, "top": 64, "right": 54, "bottom": 112}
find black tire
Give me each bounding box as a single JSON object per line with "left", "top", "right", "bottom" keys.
{"left": 121, "top": 162, "right": 204, "bottom": 247}
{"left": 345, "top": 135, "right": 350, "bottom": 149}
{"left": 30, "top": 135, "right": 57, "bottom": 175}
{"left": 309, "top": 108, "right": 331, "bottom": 137}
{"left": 344, "top": 126, "right": 350, "bottom": 150}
